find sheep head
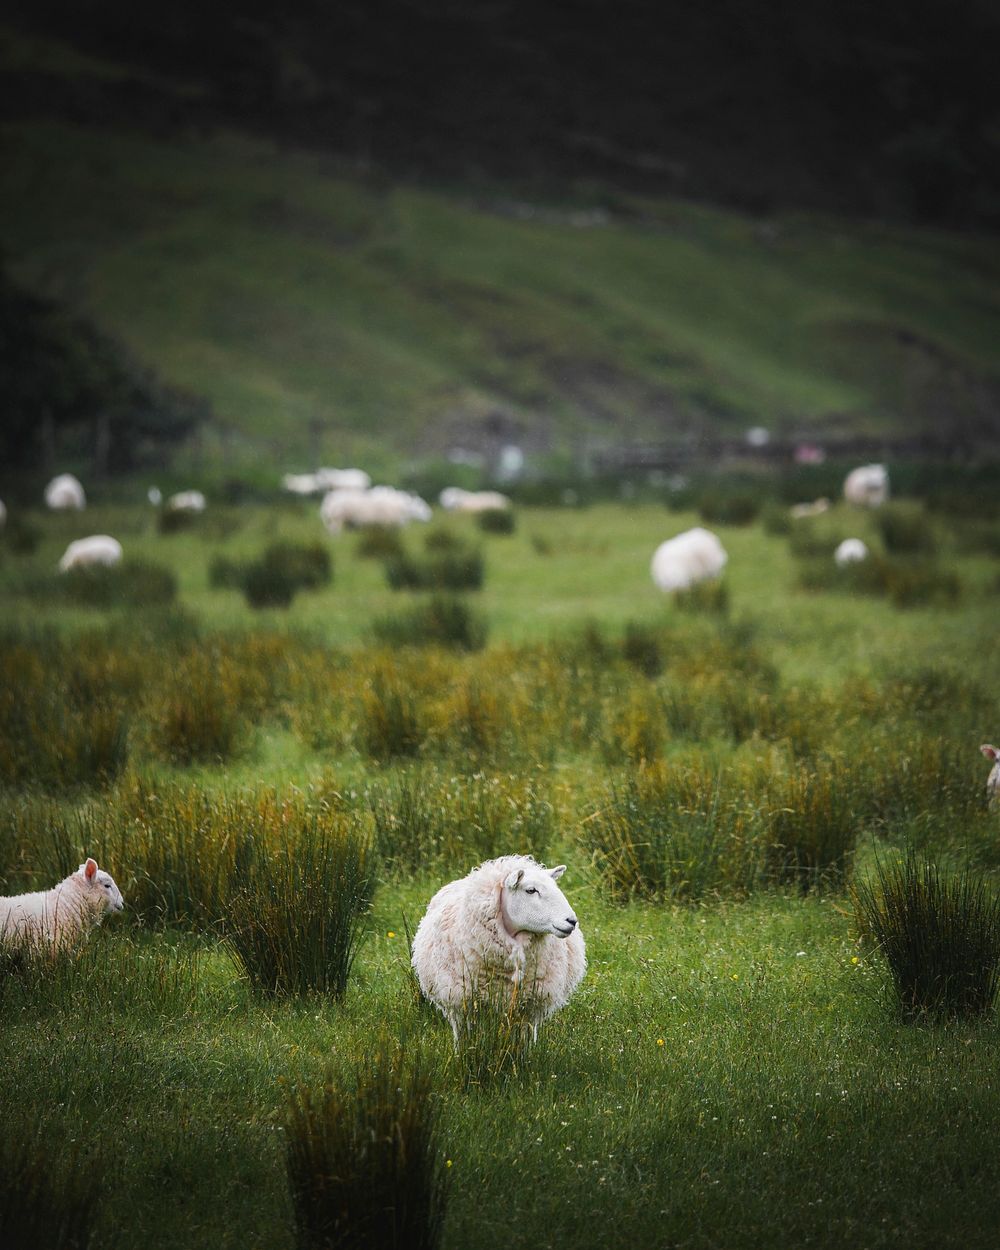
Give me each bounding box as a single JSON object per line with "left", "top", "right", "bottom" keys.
{"left": 501, "top": 863, "right": 578, "bottom": 940}
{"left": 77, "top": 858, "right": 125, "bottom": 917}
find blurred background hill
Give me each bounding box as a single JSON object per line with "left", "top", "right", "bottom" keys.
{"left": 1, "top": 1, "right": 999, "bottom": 485}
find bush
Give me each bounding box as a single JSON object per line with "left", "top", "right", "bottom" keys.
{"left": 226, "top": 822, "right": 374, "bottom": 997}
{"left": 876, "top": 503, "right": 936, "bottom": 554}
{"left": 698, "top": 490, "right": 761, "bottom": 526}
{"left": 355, "top": 526, "right": 406, "bottom": 559}
{"left": 621, "top": 622, "right": 662, "bottom": 677}
{"left": 674, "top": 580, "right": 729, "bottom": 615}
{"left": 157, "top": 507, "right": 200, "bottom": 534}
{"left": 62, "top": 560, "right": 177, "bottom": 608}
{"left": 476, "top": 508, "right": 516, "bottom": 534}
{"left": 371, "top": 596, "right": 487, "bottom": 652}
{"left": 241, "top": 560, "right": 299, "bottom": 608}
{"left": 853, "top": 851, "right": 1000, "bottom": 1020}
{"left": 285, "top": 1041, "right": 449, "bottom": 1250}
{"left": 384, "top": 548, "right": 484, "bottom": 591}
{"left": 798, "top": 554, "right": 961, "bottom": 607}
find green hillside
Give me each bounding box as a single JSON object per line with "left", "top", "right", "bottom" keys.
{"left": 3, "top": 117, "right": 1000, "bottom": 479}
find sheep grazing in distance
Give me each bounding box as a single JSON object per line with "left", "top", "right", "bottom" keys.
{"left": 834, "top": 537, "right": 869, "bottom": 567}
{"left": 411, "top": 855, "right": 586, "bottom": 1044}
{"left": 981, "top": 745, "right": 1000, "bottom": 808}
{"left": 58, "top": 534, "right": 123, "bottom": 573}
{"left": 315, "top": 467, "right": 372, "bottom": 492}
{"left": 651, "top": 526, "right": 727, "bottom": 592}
{"left": 789, "top": 497, "right": 830, "bottom": 519}
{"left": 320, "top": 485, "right": 431, "bottom": 533}
{"left": 1, "top": 858, "right": 124, "bottom": 950}
{"left": 44, "top": 473, "right": 86, "bottom": 511}
{"left": 282, "top": 472, "right": 323, "bottom": 496}
{"left": 167, "top": 490, "right": 206, "bottom": 513}
{"left": 439, "top": 487, "right": 512, "bottom": 512}
{"left": 843, "top": 463, "right": 889, "bottom": 507}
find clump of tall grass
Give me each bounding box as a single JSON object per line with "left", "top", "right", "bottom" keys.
{"left": 157, "top": 507, "right": 200, "bottom": 534}
{"left": 876, "top": 503, "right": 936, "bottom": 554}
{"left": 359, "top": 670, "right": 428, "bottom": 760}
{"left": 600, "top": 687, "right": 665, "bottom": 765}
{"left": 698, "top": 489, "right": 761, "bottom": 526}
{"left": 798, "top": 554, "right": 961, "bottom": 607}
{"left": 0, "top": 1126, "right": 102, "bottom": 1250}
{"left": 476, "top": 508, "right": 516, "bottom": 534}
{"left": 226, "top": 821, "right": 374, "bottom": 997}
{"left": 354, "top": 525, "right": 406, "bottom": 559}
{"left": 285, "top": 1039, "right": 449, "bottom": 1250}
{"left": 673, "top": 580, "right": 729, "bottom": 615}
{"left": 61, "top": 560, "right": 177, "bottom": 608}
{"left": 585, "top": 762, "right": 766, "bottom": 902}
{"left": 366, "top": 768, "right": 555, "bottom": 875}
{"left": 764, "top": 762, "right": 859, "bottom": 889}
{"left": 384, "top": 546, "right": 484, "bottom": 591}
{"left": 452, "top": 985, "right": 544, "bottom": 1089}
{"left": 211, "top": 542, "right": 332, "bottom": 607}
{"left": 621, "top": 622, "right": 662, "bottom": 677}
{"left": 853, "top": 851, "right": 1000, "bottom": 1020}
{"left": 371, "top": 595, "right": 487, "bottom": 652}
{"left": 150, "top": 650, "right": 245, "bottom": 762}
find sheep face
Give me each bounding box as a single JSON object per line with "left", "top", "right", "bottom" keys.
{"left": 501, "top": 864, "right": 578, "bottom": 939}
{"left": 77, "top": 858, "right": 125, "bottom": 916}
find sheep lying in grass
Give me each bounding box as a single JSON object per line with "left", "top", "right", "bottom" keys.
{"left": 651, "top": 527, "right": 727, "bottom": 592}
{"left": 843, "top": 463, "right": 889, "bottom": 507}
{"left": 167, "top": 490, "right": 206, "bottom": 513}
{"left": 58, "top": 534, "right": 123, "bottom": 572}
{"left": 0, "top": 859, "right": 124, "bottom": 950}
{"left": 981, "top": 745, "right": 1000, "bottom": 808}
{"left": 411, "top": 855, "right": 586, "bottom": 1043}
{"left": 439, "top": 487, "right": 512, "bottom": 513}
{"left": 790, "top": 497, "right": 830, "bottom": 519}
{"left": 834, "top": 537, "right": 869, "bottom": 567}
{"left": 44, "top": 473, "right": 86, "bottom": 510}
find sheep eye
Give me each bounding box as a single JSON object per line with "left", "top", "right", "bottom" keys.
{"left": 525, "top": 887, "right": 538, "bottom": 895}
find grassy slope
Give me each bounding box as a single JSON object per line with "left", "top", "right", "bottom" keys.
{"left": 3, "top": 118, "right": 1000, "bottom": 478}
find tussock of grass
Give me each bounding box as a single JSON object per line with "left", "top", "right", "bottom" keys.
{"left": 384, "top": 546, "right": 484, "bottom": 592}
{"left": 0, "top": 1126, "right": 102, "bottom": 1250}
{"left": 371, "top": 595, "right": 487, "bottom": 652}
{"left": 285, "top": 1040, "right": 449, "bottom": 1250}
{"left": 853, "top": 851, "right": 1000, "bottom": 1020}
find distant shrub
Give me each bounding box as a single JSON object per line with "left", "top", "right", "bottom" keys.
{"left": 384, "top": 547, "right": 484, "bottom": 591}
{"left": 213, "top": 541, "right": 331, "bottom": 608}
{"left": 264, "top": 541, "right": 332, "bottom": 590}
{"left": 226, "top": 823, "right": 374, "bottom": 997}
{"left": 621, "top": 622, "right": 663, "bottom": 677}
{"left": 62, "top": 560, "right": 177, "bottom": 608}
{"left": 355, "top": 526, "right": 406, "bottom": 559}
{"left": 674, "top": 580, "right": 729, "bottom": 615}
{"left": 1, "top": 517, "right": 42, "bottom": 554}
{"left": 157, "top": 507, "right": 199, "bottom": 534}
{"left": 698, "top": 490, "right": 761, "bottom": 526}
{"left": 242, "top": 561, "right": 299, "bottom": 608}
{"left": 476, "top": 508, "right": 516, "bottom": 534}
{"left": 853, "top": 852, "right": 1000, "bottom": 1020}
{"left": 208, "top": 554, "right": 243, "bottom": 590}
{"left": 798, "top": 555, "right": 960, "bottom": 607}
{"left": 876, "top": 504, "right": 936, "bottom": 554}
{"left": 285, "top": 1041, "right": 449, "bottom": 1250}
{"left": 422, "top": 529, "right": 463, "bottom": 552}
{"left": 359, "top": 671, "right": 427, "bottom": 760}
{"left": 760, "top": 502, "right": 792, "bottom": 536}
{"left": 371, "top": 596, "right": 487, "bottom": 652}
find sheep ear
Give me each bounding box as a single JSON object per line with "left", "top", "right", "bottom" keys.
{"left": 549, "top": 865, "right": 567, "bottom": 880}
{"left": 982, "top": 745, "right": 999, "bottom": 761}
{"left": 504, "top": 869, "right": 525, "bottom": 890}
{"left": 84, "top": 858, "right": 98, "bottom": 881}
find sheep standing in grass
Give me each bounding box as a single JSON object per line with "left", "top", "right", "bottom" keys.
{"left": 58, "top": 534, "right": 123, "bottom": 572}
{"left": 411, "top": 855, "right": 586, "bottom": 1043}
{"left": 0, "top": 859, "right": 124, "bottom": 950}
{"left": 651, "top": 527, "right": 727, "bottom": 592}
{"left": 981, "top": 745, "right": 1000, "bottom": 808}
{"left": 440, "top": 487, "right": 512, "bottom": 513}
{"left": 44, "top": 473, "right": 86, "bottom": 510}
{"left": 834, "top": 537, "right": 869, "bottom": 567}
{"left": 843, "top": 464, "right": 889, "bottom": 507}
{"left": 320, "top": 486, "right": 431, "bottom": 533}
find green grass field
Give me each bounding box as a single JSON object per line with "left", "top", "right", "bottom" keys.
{"left": 1, "top": 490, "right": 999, "bottom": 1248}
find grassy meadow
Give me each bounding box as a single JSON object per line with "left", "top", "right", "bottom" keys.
{"left": 1, "top": 482, "right": 999, "bottom": 1248}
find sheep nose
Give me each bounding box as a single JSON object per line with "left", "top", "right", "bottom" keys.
{"left": 565, "top": 916, "right": 577, "bottom": 929}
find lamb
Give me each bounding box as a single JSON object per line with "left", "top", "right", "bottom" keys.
{"left": 789, "top": 497, "right": 830, "bottom": 519}
{"left": 651, "top": 526, "right": 727, "bottom": 592}
{"left": 167, "top": 490, "right": 206, "bottom": 513}
{"left": 44, "top": 473, "right": 86, "bottom": 510}
{"left": 58, "top": 534, "right": 123, "bottom": 572}
{"left": 834, "top": 537, "right": 869, "bottom": 567}
{"left": 981, "top": 745, "right": 1000, "bottom": 808}
{"left": 439, "top": 487, "right": 512, "bottom": 513}
{"left": 0, "top": 858, "right": 124, "bottom": 950}
{"left": 843, "top": 464, "right": 889, "bottom": 507}
{"left": 411, "top": 855, "right": 586, "bottom": 1043}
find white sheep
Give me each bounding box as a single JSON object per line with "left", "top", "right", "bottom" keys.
{"left": 789, "top": 497, "right": 830, "bottom": 519}
{"left": 981, "top": 745, "right": 1000, "bottom": 808}
{"left": 411, "top": 855, "right": 586, "bottom": 1044}
{"left": 843, "top": 464, "right": 889, "bottom": 507}
{"left": 282, "top": 473, "right": 323, "bottom": 496}
{"left": 0, "top": 858, "right": 124, "bottom": 950}
{"left": 167, "top": 490, "right": 206, "bottom": 512}
{"left": 58, "top": 534, "right": 123, "bottom": 573}
{"left": 439, "top": 487, "right": 512, "bottom": 513}
{"left": 44, "top": 473, "right": 86, "bottom": 510}
{"left": 315, "top": 467, "right": 372, "bottom": 492}
{"left": 834, "top": 537, "right": 869, "bottom": 567}
{"left": 320, "top": 486, "right": 431, "bottom": 533}
{"left": 651, "top": 526, "right": 727, "bottom": 592}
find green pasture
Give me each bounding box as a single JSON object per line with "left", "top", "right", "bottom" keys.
{"left": 1, "top": 492, "right": 999, "bottom": 1247}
